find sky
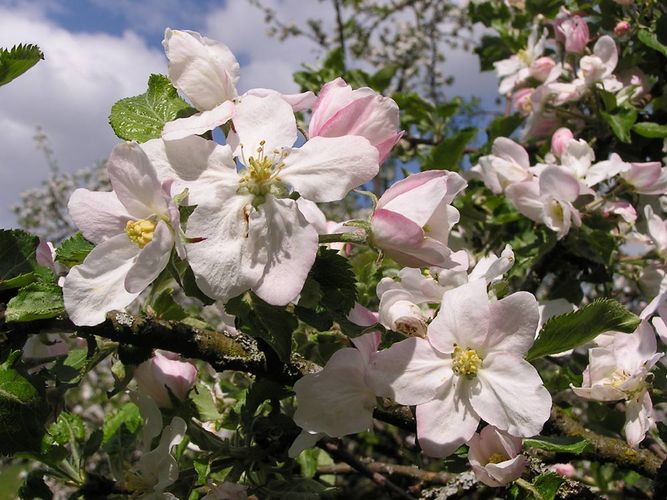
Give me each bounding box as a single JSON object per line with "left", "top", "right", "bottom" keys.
{"left": 0, "top": 0, "right": 498, "bottom": 227}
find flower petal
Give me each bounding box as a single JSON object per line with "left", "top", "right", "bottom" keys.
{"left": 505, "top": 180, "right": 543, "bottom": 222}
{"left": 68, "top": 189, "right": 130, "bottom": 244}
{"left": 125, "top": 221, "right": 174, "bottom": 294}
{"left": 245, "top": 88, "right": 316, "bottom": 112}
{"left": 161, "top": 101, "right": 235, "bottom": 141}
{"left": 624, "top": 391, "right": 653, "bottom": 448}
{"left": 539, "top": 165, "right": 580, "bottom": 202}
{"left": 470, "top": 353, "right": 552, "bottom": 437}
{"left": 63, "top": 234, "right": 140, "bottom": 326}
{"left": 281, "top": 135, "right": 379, "bottom": 202}
{"left": 484, "top": 291, "right": 539, "bottom": 356}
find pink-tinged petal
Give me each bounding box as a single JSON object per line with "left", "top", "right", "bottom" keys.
{"left": 652, "top": 316, "right": 667, "bottom": 343}
{"left": 245, "top": 88, "right": 316, "bottom": 112}
{"left": 68, "top": 189, "right": 131, "bottom": 244}
{"left": 107, "top": 142, "right": 167, "bottom": 218}
{"left": 378, "top": 170, "right": 467, "bottom": 210}
{"left": 484, "top": 292, "right": 539, "bottom": 356}
{"left": 483, "top": 456, "right": 528, "bottom": 486}
{"left": 367, "top": 337, "right": 451, "bottom": 406}
{"left": 593, "top": 35, "right": 618, "bottom": 74}
{"left": 428, "top": 280, "right": 490, "bottom": 354}
{"left": 186, "top": 194, "right": 265, "bottom": 302}
{"left": 624, "top": 391, "right": 653, "bottom": 448}
{"left": 134, "top": 352, "right": 197, "bottom": 408}
{"left": 371, "top": 209, "right": 424, "bottom": 248}
{"left": 281, "top": 135, "right": 379, "bottom": 202}
{"left": 141, "top": 137, "right": 238, "bottom": 206}
{"left": 63, "top": 234, "right": 140, "bottom": 326}
{"left": 125, "top": 221, "right": 174, "bottom": 294}
{"left": 540, "top": 165, "right": 580, "bottom": 202}
{"left": 161, "top": 101, "right": 235, "bottom": 141}
{"left": 252, "top": 197, "right": 319, "bottom": 306}
{"left": 229, "top": 93, "right": 297, "bottom": 157}
{"left": 470, "top": 353, "right": 552, "bottom": 437}
{"left": 293, "top": 348, "right": 375, "bottom": 437}
{"left": 295, "top": 199, "right": 327, "bottom": 234}
{"left": 381, "top": 175, "right": 454, "bottom": 227}
{"left": 348, "top": 303, "right": 379, "bottom": 327}
{"left": 375, "top": 131, "right": 403, "bottom": 164}
{"left": 352, "top": 330, "right": 382, "bottom": 365}
{"left": 415, "top": 379, "right": 480, "bottom": 457}
{"left": 163, "top": 28, "right": 239, "bottom": 110}
{"left": 309, "top": 78, "right": 353, "bottom": 136}
{"left": 383, "top": 237, "right": 459, "bottom": 269}
{"left": 505, "top": 181, "right": 544, "bottom": 222}
{"left": 492, "top": 137, "right": 530, "bottom": 170}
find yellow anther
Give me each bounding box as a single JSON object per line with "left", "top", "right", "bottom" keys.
{"left": 452, "top": 345, "right": 482, "bottom": 377}
{"left": 125, "top": 219, "right": 156, "bottom": 248}
{"left": 487, "top": 453, "right": 507, "bottom": 464}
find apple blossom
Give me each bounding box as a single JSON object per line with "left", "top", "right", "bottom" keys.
{"left": 512, "top": 88, "right": 534, "bottom": 116}
{"left": 63, "top": 142, "right": 183, "bottom": 326}
{"left": 644, "top": 205, "right": 667, "bottom": 260}
{"left": 467, "top": 425, "right": 527, "bottom": 487}
{"left": 494, "top": 27, "right": 547, "bottom": 95}
{"left": 602, "top": 201, "right": 637, "bottom": 224}
{"left": 550, "top": 463, "right": 576, "bottom": 478}
{"left": 505, "top": 165, "right": 582, "bottom": 239}
{"left": 550, "top": 128, "right": 574, "bottom": 157}
{"left": 554, "top": 15, "right": 590, "bottom": 54}
{"left": 530, "top": 57, "right": 556, "bottom": 82}
{"left": 161, "top": 29, "right": 314, "bottom": 141}
{"left": 134, "top": 351, "right": 198, "bottom": 409}
{"left": 621, "top": 161, "right": 667, "bottom": 195}
{"left": 572, "top": 321, "right": 663, "bottom": 447}
{"left": 368, "top": 280, "right": 551, "bottom": 457}
{"left": 474, "top": 138, "right": 532, "bottom": 194}
{"left": 308, "top": 77, "right": 403, "bottom": 164}
{"left": 370, "top": 170, "right": 467, "bottom": 268}
{"left": 291, "top": 331, "right": 381, "bottom": 447}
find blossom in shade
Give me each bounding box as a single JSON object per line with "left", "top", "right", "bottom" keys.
{"left": 467, "top": 425, "right": 527, "bottom": 487}
{"left": 645, "top": 206, "right": 667, "bottom": 260}
{"left": 572, "top": 321, "right": 663, "bottom": 447}
{"left": 370, "top": 170, "right": 467, "bottom": 268}
{"left": 134, "top": 350, "right": 198, "bottom": 408}
{"left": 308, "top": 77, "right": 403, "bottom": 164}
{"left": 368, "top": 280, "right": 551, "bottom": 457}
{"left": 63, "top": 142, "right": 183, "bottom": 326}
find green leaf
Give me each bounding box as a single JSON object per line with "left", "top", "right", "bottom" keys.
{"left": 109, "top": 74, "right": 193, "bottom": 142}
{"left": 0, "top": 229, "right": 40, "bottom": 290}
{"left": 0, "top": 354, "right": 49, "bottom": 454}
{"left": 601, "top": 109, "right": 637, "bottom": 143}
{"left": 632, "top": 122, "right": 667, "bottom": 139}
{"left": 19, "top": 471, "right": 53, "bottom": 500}
{"left": 370, "top": 64, "right": 399, "bottom": 91}
{"left": 531, "top": 472, "right": 565, "bottom": 500}
{"left": 523, "top": 436, "right": 589, "bottom": 454}
{"left": 423, "top": 128, "right": 477, "bottom": 171}
{"left": 309, "top": 248, "right": 357, "bottom": 315}
{"left": 638, "top": 29, "right": 667, "bottom": 58}
{"left": 102, "top": 402, "right": 142, "bottom": 447}
{"left": 47, "top": 412, "right": 86, "bottom": 447}
{"left": 190, "top": 384, "right": 223, "bottom": 422}
{"left": 54, "top": 233, "right": 93, "bottom": 267}
{"left": 526, "top": 299, "right": 640, "bottom": 360}
{"left": 0, "top": 44, "right": 43, "bottom": 87}
{"left": 487, "top": 114, "right": 523, "bottom": 143}
{"left": 5, "top": 282, "right": 64, "bottom": 322}
{"left": 150, "top": 287, "right": 187, "bottom": 321}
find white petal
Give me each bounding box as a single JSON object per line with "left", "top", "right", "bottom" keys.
{"left": 229, "top": 93, "right": 297, "bottom": 157}
{"left": 252, "top": 197, "right": 319, "bottom": 306}
{"left": 125, "top": 221, "right": 174, "bottom": 293}
{"left": 428, "top": 280, "right": 490, "bottom": 354}
{"left": 63, "top": 234, "right": 140, "bottom": 326}
{"left": 415, "top": 379, "right": 479, "bottom": 457}
{"left": 624, "top": 391, "right": 653, "bottom": 448}
{"left": 245, "top": 87, "right": 316, "bottom": 112}
{"left": 163, "top": 29, "right": 239, "bottom": 110}
{"left": 367, "top": 337, "right": 451, "bottom": 406}
{"left": 470, "top": 353, "right": 552, "bottom": 437}
{"left": 107, "top": 142, "right": 167, "bottom": 218}
{"left": 484, "top": 292, "right": 539, "bottom": 356}
{"left": 505, "top": 180, "right": 544, "bottom": 222}
{"left": 288, "top": 431, "right": 325, "bottom": 458}
{"left": 281, "top": 136, "right": 379, "bottom": 202}
{"left": 293, "top": 348, "right": 375, "bottom": 437}
{"left": 68, "top": 189, "right": 130, "bottom": 244}
{"left": 186, "top": 194, "right": 265, "bottom": 302}
{"left": 161, "top": 101, "right": 235, "bottom": 141}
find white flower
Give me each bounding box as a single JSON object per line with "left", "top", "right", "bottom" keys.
{"left": 368, "top": 280, "right": 551, "bottom": 457}
{"left": 473, "top": 138, "right": 532, "bottom": 194}
{"left": 494, "top": 27, "right": 547, "bottom": 95}
{"left": 63, "top": 143, "right": 182, "bottom": 326}
{"left": 468, "top": 425, "right": 527, "bottom": 487}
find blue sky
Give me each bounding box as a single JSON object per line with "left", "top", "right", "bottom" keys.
{"left": 0, "top": 0, "right": 497, "bottom": 227}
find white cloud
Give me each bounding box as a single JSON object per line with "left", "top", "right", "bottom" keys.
{"left": 0, "top": 5, "right": 165, "bottom": 226}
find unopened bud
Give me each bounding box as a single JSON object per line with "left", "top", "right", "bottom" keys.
{"left": 551, "top": 127, "right": 574, "bottom": 157}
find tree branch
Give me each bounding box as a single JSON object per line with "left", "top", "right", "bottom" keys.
{"left": 317, "top": 461, "right": 452, "bottom": 485}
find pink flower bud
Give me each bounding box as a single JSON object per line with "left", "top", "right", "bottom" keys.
{"left": 134, "top": 351, "right": 197, "bottom": 408}
{"left": 614, "top": 21, "right": 631, "bottom": 36}
{"left": 530, "top": 57, "right": 556, "bottom": 81}
{"left": 550, "top": 463, "right": 576, "bottom": 477}
{"left": 555, "top": 15, "right": 590, "bottom": 53}
{"left": 550, "top": 127, "right": 574, "bottom": 157}
{"left": 512, "top": 88, "right": 534, "bottom": 116}
{"left": 309, "top": 78, "right": 403, "bottom": 164}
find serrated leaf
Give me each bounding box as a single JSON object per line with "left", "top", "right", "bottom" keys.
{"left": 601, "top": 109, "right": 637, "bottom": 143}
{"left": 638, "top": 29, "right": 667, "bottom": 58}
{"left": 526, "top": 299, "right": 640, "bottom": 360}
{"left": 190, "top": 384, "right": 223, "bottom": 422}
{"left": 109, "top": 74, "right": 193, "bottom": 142}
{"left": 102, "top": 402, "right": 142, "bottom": 447}
{"left": 309, "top": 248, "right": 357, "bottom": 315}
{"left": 0, "top": 229, "right": 40, "bottom": 290}
{"left": 0, "top": 43, "right": 43, "bottom": 87}
{"left": 523, "top": 436, "right": 589, "bottom": 454}
{"left": 5, "top": 282, "right": 64, "bottom": 322}
{"left": 151, "top": 287, "right": 187, "bottom": 321}
{"left": 48, "top": 412, "right": 85, "bottom": 447}
{"left": 632, "top": 122, "right": 667, "bottom": 139}
{"left": 0, "top": 355, "right": 48, "bottom": 454}
{"left": 54, "top": 233, "right": 93, "bottom": 267}
{"left": 531, "top": 472, "right": 565, "bottom": 500}
{"left": 424, "top": 128, "right": 477, "bottom": 171}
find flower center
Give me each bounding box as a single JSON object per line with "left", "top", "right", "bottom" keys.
{"left": 452, "top": 345, "right": 482, "bottom": 377}
{"left": 125, "top": 219, "right": 156, "bottom": 248}
{"left": 238, "top": 140, "right": 289, "bottom": 201}
{"left": 487, "top": 452, "right": 507, "bottom": 464}
{"left": 518, "top": 49, "right": 532, "bottom": 65}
